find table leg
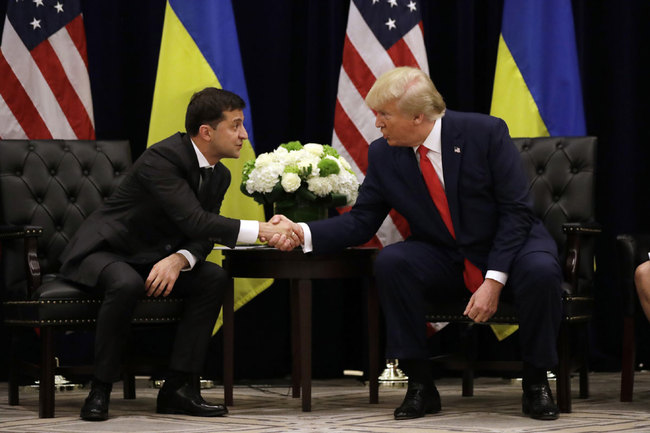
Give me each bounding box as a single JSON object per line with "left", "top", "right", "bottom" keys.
{"left": 223, "top": 278, "right": 234, "bottom": 406}
{"left": 367, "top": 279, "right": 379, "bottom": 404}
{"left": 290, "top": 281, "right": 300, "bottom": 398}
{"left": 297, "top": 278, "right": 312, "bottom": 412}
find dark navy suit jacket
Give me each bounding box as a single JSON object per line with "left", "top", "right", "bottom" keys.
{"left": 308, "top": 110, "right": 557, "bottom": 275}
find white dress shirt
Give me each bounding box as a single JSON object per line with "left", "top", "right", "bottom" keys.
{"left": 177, "top": 140, "right": 259, "bottom": 270}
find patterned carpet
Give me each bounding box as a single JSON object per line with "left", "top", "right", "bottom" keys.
{"left": 2, "top": 372, "right": 650, "bottom": 432}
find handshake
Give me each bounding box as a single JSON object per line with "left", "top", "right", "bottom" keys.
{"left": 258, "top": 214, "right": 304, "bottom": 251}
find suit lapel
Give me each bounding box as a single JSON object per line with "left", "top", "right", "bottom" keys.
{"left": 395, "top": 143, "right": 451, "bottom": 233}
{"left": 440, "top": 114, "right": 463, "bottom": 234}
{"left": 181, "top": 134, "right": 202, "bottom": 193}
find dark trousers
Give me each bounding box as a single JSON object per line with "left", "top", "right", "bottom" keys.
{"left": 89, "top": 260, "right": 226, "bottom": 383}
{"left": 375, "top": 239, "right": 563, "bottom": 369}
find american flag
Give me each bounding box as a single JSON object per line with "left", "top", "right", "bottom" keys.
{"left": 0, "top": 0, "right": 94, "bottom": 140}
{"left": 333, "top": 0, "right": 428, "bottom": 247}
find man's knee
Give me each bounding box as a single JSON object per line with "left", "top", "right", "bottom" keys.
{"left": 196, "top": 261, "right": 228, "bottom": 287}
{"left": 99, "top": 264, "right": 144, "bottom": 302}
{"left": 374, "top": 244, "right": 409, "bottom": 280}
{"left": 521, "top": 251, "right": 560, "bottom": 280}
{"left": 512, "top": 252, "right": 562, "bottom": 301}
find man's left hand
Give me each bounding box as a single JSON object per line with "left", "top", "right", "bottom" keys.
{"left": 463, "top": 278, "right": 504, "bottom": 323}
{"left": 145, "top": 253, "right": 189, "bottom": 297}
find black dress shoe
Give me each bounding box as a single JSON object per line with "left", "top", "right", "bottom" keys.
{"left": 80, "top": 385, "right": 111, "bottom": 421}
{"left": 157, "top": 383, "right": 228, "bottom": 417}
{"left": 394, "top": 381, "right": 441, "bottom": 420}
{"left": 522, "top": 384, "right": 559, "bottom": 420}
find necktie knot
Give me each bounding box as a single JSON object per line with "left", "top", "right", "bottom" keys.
{"left": 200, "top": 166, "right": 213, "bottom": 180}
{"left": 418, "top": 144, "right": 428, "bottom": 159}
{"left": 199, "top": 167, "right": 214, "bottom": 201}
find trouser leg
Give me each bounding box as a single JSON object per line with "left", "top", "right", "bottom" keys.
{"left": 374, "top": 240, "right": 465, "bottom": 360}
{"left": 93, "top": 262, "right": 144, "bottom": 383}
{"left": 167, "top": 261, "right": 226, "bottom": 374}
{"left": 506, "top": 250, "right": 563, "bottom": 370}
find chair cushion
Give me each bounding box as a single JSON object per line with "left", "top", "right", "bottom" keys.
{"left": 3, "top": 275, "right": 184, "bottom": 326}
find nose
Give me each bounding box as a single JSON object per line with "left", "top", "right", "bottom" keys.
{"left": 375, "top": 115, "right": 384, "bottom": 128}
{"left": 240, "top": 125, "right": 249, "bottom": 140}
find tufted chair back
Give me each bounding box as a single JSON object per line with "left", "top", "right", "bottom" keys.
{"left": 0, "top": 140, "right": 130, "bottom": 296}
{"left": 0, "top": 139, "right": 189, "bottom": 418}
{"left": 513, "top": 136, "right": 597, "bottom": 296}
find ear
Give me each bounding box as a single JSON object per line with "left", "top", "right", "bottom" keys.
{"left": 197, "top": 124, "right": 212, "bottom": 141}
{"left": 413, "top": 113, "right": 425, "bottom": 125}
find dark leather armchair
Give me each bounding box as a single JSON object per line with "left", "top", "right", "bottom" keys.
{"left": 616, "top": 233, "right": 650, "bottom": 401}
{"left": 423, "top": 136, "right": 599, "bottom": 413}
{"left": 0, "top": 140, "right": 185, "bottom": 418}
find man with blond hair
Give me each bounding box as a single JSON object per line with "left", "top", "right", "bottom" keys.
{"left": 271, "top": 67, "right": 562, "bottom": 420}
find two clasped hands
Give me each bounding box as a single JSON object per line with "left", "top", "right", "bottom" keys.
{"left": 257, "top": 214, "right": 303, "bottom": 251}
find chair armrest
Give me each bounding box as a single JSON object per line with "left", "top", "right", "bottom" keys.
{"left": 0, "top": 224, "right": 43, "bottom": 296}
{"left": 616, "top": 233, "right": 650, "bottom": 317}
{"left": 561, "top": 222, "right": 601, "bottom": 292}
{"left": 562, "top": 221, "right": 602, "bottom": 235}
{"left": 0, "top": 224, "right": 43, "bottom": 240}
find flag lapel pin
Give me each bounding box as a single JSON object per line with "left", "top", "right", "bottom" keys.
{"left": 454, "top": 146, "right": 461, "bottom": 153}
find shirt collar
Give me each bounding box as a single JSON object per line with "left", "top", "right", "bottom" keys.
{"left": 190, "top": 138, "right": 213, "bottom": 169}
{"left": 414, "top": 117, "right": 442, "bottom": 155}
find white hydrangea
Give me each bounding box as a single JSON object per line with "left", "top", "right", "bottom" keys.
{"left": 303, "top": 143, "right": 324, "bottom": 157}
{"left": 253, "top": 152, "right": 275, "bottom": 168}
{"left": 280, "top": 172, "right": 301, "bottom": 193}
{"left": 271, "top": 146, "right": 289, "bottom": 161}
{"left": 297, "top": 160, "right": 319, "bottom": 177}
{"left": 307, "top": 176, "right": 333, "bottom": 197}
{"left": 338, "top": 156, "right": 352, "bottom": 171}
{"left": 246, "top": 161, "right": 284, "bottom": 194}
{"left": 330, "top": 169, "right": 360, "bottom": 205}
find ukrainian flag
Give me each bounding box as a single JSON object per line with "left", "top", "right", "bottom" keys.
{"left": 490, "top": 0, "right": 586, "bottom": 137}
{"left": 147, "top": 0, "right": 271, "bottom": 332}
{"left": 489, "top": 0, "right": 586, "bottom": 341}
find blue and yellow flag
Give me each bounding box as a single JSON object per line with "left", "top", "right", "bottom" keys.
{"left": 489, "top": 0, "right": 586, "bottom": 341}
{"left": 491, "top": 0, "right": 586, "bottom": 137}
{"left": 148, "top": 0, "right": 271, "bottom": 332}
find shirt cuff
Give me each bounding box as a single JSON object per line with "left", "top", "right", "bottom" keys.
{"left": 299, "top": 222, "right": 313, "bottom": 253}
{"left": 485, "top": 270, "right": 508, "bottom": 286}
{"left": 237, "top": 220, "right": 259, "bottom": 244}
{"left": 176, "top": 249, "right": 196, "bottom": 272}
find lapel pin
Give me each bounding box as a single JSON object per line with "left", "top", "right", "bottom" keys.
{"left": 454, "top": 146, "right": 461, "bottom": 153}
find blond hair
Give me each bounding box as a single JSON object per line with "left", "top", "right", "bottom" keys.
{"left": 365, "top": 67, "right": 446, "bottom": 121}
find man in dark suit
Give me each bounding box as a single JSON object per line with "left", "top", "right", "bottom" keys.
{"left": 60, "top": 87, "right": 295, "bottom": 421}
{"left": 271, "top": 67, "right": 562, "bottom": 420}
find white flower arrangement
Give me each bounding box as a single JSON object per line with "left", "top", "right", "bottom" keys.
{"left": 241, "top": 141, "right": 360, "bottom": 209}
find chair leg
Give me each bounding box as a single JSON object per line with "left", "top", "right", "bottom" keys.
{"left": 223, "top": 278, "right": 235, "bottom": 407}
{"left": 462, "top": 368, "right": 474, "bottom": 397}
{"left": 8, "top": 333, "right": 19, "bottom": 406}
{"left": 39, "top": 327, "right": 55, "bottom": 418}
{"left": 123, "top": 372, "right": 136, "bottom": 400}
{"left": 621, "top": 315, "right": 635, "bottom": 402}
{"left": 579, "top": 363, "right": 589, "bottom": 398}
{"left": 461, "top": 325, "right": 476, "bottom": 397}
{"left": 556, "top": 323, "right": 572, "bottom": 413}
{"left": 290, "top": 281, "right": 301, "bottom": 399}
{"left": 578, "top": 321, "right": 589, "bottom": 399}
{"left": 367, "top": 278, "right": 379, "bottom": 404}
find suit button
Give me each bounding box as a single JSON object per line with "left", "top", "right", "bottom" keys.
{"left": 164, "top": 244, "right": 172, "bottom": 252}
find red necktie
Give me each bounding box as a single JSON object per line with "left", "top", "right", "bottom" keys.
{"left": 418, "top": 145, "right": 483, "bottom": 293}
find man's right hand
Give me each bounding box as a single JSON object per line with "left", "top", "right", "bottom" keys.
{"left": 258, "top": 214, "right": 301, "bottom": 251}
